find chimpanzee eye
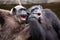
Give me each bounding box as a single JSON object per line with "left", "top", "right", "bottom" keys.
{"left": 31, "top": 7, "right": 39, "bottom": 12}
{"left": 20, "top": 8, "right": 26, "bottom": 11}
{"left": 37, "top": 13, "right": 41, "bottom": 16}
{"left": 18, "top": 8, "right": 26, "bottom": 13}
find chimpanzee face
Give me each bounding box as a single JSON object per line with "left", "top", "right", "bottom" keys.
{"left": 28, "top": 5, "right": 44, "bottom": 24}
{"left": 28, "top": 5, "right": 43, "bottom": 20}
{"left": 16, "top": 8, "right": 27, "bottom": 22}
{"left": 10, "top": 5, "right": 28, "bottom": 23}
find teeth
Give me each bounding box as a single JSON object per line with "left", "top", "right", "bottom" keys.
{"left": 21, "top": 18, "right": 26, "bottom": 21}
{"left": 20, "top": 15, "right": 27, "bottom": 21}
{"left": 20, "top": 15, "right": 27, "bottom": 18}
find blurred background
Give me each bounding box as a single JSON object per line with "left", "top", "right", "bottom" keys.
{"left": 0, "top": 0, "right": 60, "bottom": 19}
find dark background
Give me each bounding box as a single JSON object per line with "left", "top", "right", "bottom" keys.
{"left": 0, "top": 2, "right": 60, "bottom": 19}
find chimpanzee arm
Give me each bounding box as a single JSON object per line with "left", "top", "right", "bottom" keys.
{"left": 28, "top": 17, "right": 46, "bottom": 40}
{"left": 43, "top": 9, "right": 60, "bottom": 39}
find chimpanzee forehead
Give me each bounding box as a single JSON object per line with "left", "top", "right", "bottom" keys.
{"left": 19, "top": 8, "right": 26, "bottom": 11}
{"left": 31, "top": 7, "right": 39, "bottom": 12}
{"left": 14, "top": 5, "right": 26, "bottom": 10}
{"left": 31, "top": 7, "right": 43, "bottom": 14}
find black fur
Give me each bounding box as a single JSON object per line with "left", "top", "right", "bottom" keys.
{"left": 28, "top": 18, "right": 46, "bottom": 40}
{"left": 28, "top": 9, "right": 60, "bottom": 40}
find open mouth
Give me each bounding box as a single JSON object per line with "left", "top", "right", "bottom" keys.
{"left": 20, "top": 15, "right": 27, "bottom": 18}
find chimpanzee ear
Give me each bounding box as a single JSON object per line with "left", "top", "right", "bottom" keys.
{"left": 12, "top": 8, "right": 16, "bottom": 15}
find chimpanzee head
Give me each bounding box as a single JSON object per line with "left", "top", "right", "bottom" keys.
{"left": 10, "top": 5, "right": 28, "bottom": 23}
{"left": 28, "top": 5, "right": 44, "bottom": 23}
